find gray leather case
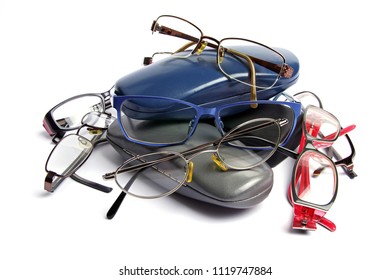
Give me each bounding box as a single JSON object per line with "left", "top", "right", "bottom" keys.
{"left": 107, "top": 120, "right": 273, "bottom": 208}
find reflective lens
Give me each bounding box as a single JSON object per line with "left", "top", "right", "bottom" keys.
{"left": 151, "top": 15, "right": 202, "bottom": 58}
{"left": 115, "top": 151, "right": 187, "bottom": 199}
{"left": 304, "top": 106, "right": 340, "bottom": 143}
{"left": 218, "top": 38, "right": 285, "bottom": 89}
{"left": 81, "top": 112, "right": 116, "bottom": 129}
{"left": 119, "top": 97, "right": 198, "bottom": 145}
{"left": 216, "top": 118, "right": 281, "bottom": 169}
{"left": 218, "top": 103, "right": 294, "bottom": 143}
{"left": 293, "top": 150, "right": 337, "bottom": 207}
{"left": 52, "top": 95, "right": 104, "bottom": 130}
{"left": 45, "top": 134, "right": 93, "bottom": 177}
{"left": 293, "top": 91, "right": 323, "bottom": 109}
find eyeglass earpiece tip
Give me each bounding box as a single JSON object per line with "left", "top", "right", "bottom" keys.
{"left": 143, "top": 57, "right": 153, "bottom": 65}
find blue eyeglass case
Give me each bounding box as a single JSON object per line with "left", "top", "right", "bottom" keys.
{"left": 107, "top": 119, "right": 274, "bottom": 209}
{"left": 114, "top": 47, "right": 299, "bottom": 105}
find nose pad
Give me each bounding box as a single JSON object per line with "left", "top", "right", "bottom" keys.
{"left": 187, "top": 117, "right": 197, "bottom": 134}
{"left": 87, "top": 128, "right": 103, "bottom": 135}
{"left": 196, "top": 41, "right": 208, "bottom": 55}
{"left": 78, "top": 137, "right": 92, "bottom": 149}
{"left": 211, "top": 153, "right": 228, "bottom": 171}
{"left": 186, "top": 161, "right": 194, "bottom": 183}
{"left": 218, "top": 47, "right": 225, "bottom": 64}
{"left": 215, "top": 117, "right": 224, "bottom": 132}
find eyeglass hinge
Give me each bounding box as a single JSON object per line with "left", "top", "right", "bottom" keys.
{"left": 281, "top": 64, "right": 294, "bottom": 79}
{"left": 101, "top": 90, "right": 112, "bottom": 110}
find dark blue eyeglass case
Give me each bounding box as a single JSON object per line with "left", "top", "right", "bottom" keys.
{"left": 114, "top": 47, "right": 299, "bottom": 106}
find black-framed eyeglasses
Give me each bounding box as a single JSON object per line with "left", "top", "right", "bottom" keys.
{"left": 43, "top": 86, "right": 114, "bottom": 143}
{"left": 44, "top": 112, "right": 116, "bottom": 193}
{"left": 145, "top": 15, "right": 294, "bottom": 104}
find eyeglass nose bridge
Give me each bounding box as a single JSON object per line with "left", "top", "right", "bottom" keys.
{"left": 193, "top": 36, "right": 219, "bottom": 55}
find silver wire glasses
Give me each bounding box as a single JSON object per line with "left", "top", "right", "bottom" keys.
{"left": 103, "top": 117, "right": 287, "bottom": 199}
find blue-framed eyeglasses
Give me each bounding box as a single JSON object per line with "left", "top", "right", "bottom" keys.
{"left": 113, "top": 95, "right": 301, "bottom": 147}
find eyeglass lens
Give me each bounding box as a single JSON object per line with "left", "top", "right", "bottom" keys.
{"left": 119, "top": 97, "right": 198, "bottom": 145}
{"left": 293, "top": 91, "right": 323, "bottom": 109}
{"left": 51, "top": 95, "right": 104, "bottom": 131}
{"left": 216, "top": 118, "right": 281, "bottom": 169}
{"left": 218, "top": 39, "right": 285, "bottom": 89}
{"left": 293, "top": 150, "right": 337, "bottom": 206}
{"left": 45, "top": 134, "right": 93, "bottom": 177}
{"left": 81, "top": 111, "right": 116, "bottom": 130}
{"left": 304, "top": 106, "right": 340, "bottom": 144}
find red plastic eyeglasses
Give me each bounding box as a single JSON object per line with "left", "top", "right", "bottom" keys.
{"left": 287, "top": 106, "right": 356, "bottom": 232}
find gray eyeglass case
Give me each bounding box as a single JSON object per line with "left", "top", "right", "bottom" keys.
{"left": 106, "top": 120, "right": 273, "bottom": 209}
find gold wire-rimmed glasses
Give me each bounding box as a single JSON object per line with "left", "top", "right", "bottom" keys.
{"left": 146, "top": 15, "right": 294, "bottom": 106}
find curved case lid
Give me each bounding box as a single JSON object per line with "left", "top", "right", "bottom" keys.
{"left": 115, "top": 47, "right": 299, "bottom": 106}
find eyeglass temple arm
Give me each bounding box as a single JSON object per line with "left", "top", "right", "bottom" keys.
{"left": 71, "top": 174, "right": 112, "bottom": 193}
{"left": 312, "top": 125, "right": 357, "bottom": 178}
{"left": 317, "top": 216, "right": 336, "bottom": 231}
{"left": 314, "top": 134, "right": 357, "bottom": 179}
{"left": 143, "top": 42, "right": 197, "bottom": 65}
{"left": 154, "top": 24, "right": 294, "bottom": 78}
{"left": 226, "top": 48, "right": 257, "bottom": 106}
{"left": 106, "top": 170, "right": 141, "bottom": 219}
{"left": 332, "top": 134, "right": 357, "bottom": 178}
{"left": 44, "top": 171, "right": 112, "bottom": 193}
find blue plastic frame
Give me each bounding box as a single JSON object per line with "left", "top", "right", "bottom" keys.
{"left": 113, "top": 95, "right": 301, "bottom": 147}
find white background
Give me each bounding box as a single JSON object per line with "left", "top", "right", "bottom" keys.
{"left": 1, "top": 0, "right": 389, "bottom": 279}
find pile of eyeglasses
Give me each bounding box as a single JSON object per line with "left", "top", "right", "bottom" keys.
{"left": 42, "top": 15, "right": 357, "bottom": 232}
